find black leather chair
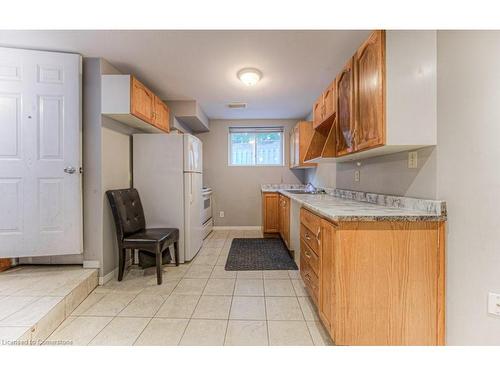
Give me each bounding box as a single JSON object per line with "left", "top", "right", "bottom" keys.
{"left": 106, "top": 188, "right": 179, "bottom": 285}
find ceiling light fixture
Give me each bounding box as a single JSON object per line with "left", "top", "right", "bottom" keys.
{"left": 237, "top": 68, "right": 262, "bottom": 86}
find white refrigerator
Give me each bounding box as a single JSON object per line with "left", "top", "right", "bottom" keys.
{"left": 133, "top": 133, "right": 203, "bottom": 262}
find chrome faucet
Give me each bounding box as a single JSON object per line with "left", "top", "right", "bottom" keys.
{"left": 304, "top": 182, "right": 325, "bottom": 194}
{"left": 304, "top": 182, "right": 317, "bottom": 193}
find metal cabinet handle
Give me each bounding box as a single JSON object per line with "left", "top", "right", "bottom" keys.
{"left": 304, "top": 250, "right": 311, "bottom": 259}
{"left": 305, "top": 233, "right": 311, "bottom": 240}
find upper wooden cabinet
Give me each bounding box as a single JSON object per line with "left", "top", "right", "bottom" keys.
{"left": 323, "top": 81, "right": 335, "bottom": 121}
{"left": 102, "top": 75, "right": 170, "bottom": 133}
{"left": 309, "top": 30, "right": 437, "bottom": 162}
{"left": 131, "top": 76, "right": 155, "bottom": 124}
{"left": 290, "top": 121, "right": 317, "bottom": 168}
{"left": 336, "top": 57, "right": 356, "bottom": 157}
{"left": 153, "top": 96, "right": 170, "bottom": 132}
{"left": 312, "top": 95, "right": 324, "bottom": 129}
{"left": 354, "top": 30, "right": 385, "bottom": 152}
{"left": 313, "top": 80, "right": 336, "bottom": 130}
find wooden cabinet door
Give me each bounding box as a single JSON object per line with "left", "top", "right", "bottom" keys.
{"left": 319, "top": 219, "right": 335, "bottom": 337}
{"left": 289, "top": 127, "right": 296, "bottom": 167}
{"left": 262, "top": 193, "right": 279, "bottom": 234}
{"left": 312, "top": 95, "right": 324, "bottom": 129}
{"left": 278, "top": 195, "right": 283, "bottom": 238}
{"left": 282, "top": 196, "right": 290, "bottom": 248}
{"left": 336, "top": 58, "right": 356, "bottom": 156}
{"left": 323, "top": 80, "right": 335, "bottom": 120}
{"left": 297, "top": 121, "right": 316, "bottom": 167}
{"left": 355, "top": 30, "right": 385, "bottom": 151}
{"left": 131, "top": 76, "right": 154, "bottom": 124}
{"left": 153, "top": 96, "right": 170, "bottom": 132}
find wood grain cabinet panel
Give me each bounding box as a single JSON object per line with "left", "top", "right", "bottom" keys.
{"left": 290, "top": 121, "right": 317, "bottom": 168}
{"left": 355, "top": 30, "right": 386, "bottom": 151}
{"left": 333, "top": 221, "right": 445, "bottom": 346}
{"left": 262, "top": 193, "right": 279, "bottom": 234}
{"left": 278, "top": 194, "right": 290, "bottom": 248}
{"left": 300, "top": 224, "right": 319, "bottom": 256}
{"left": 323, "top": 81, "right": 336, "bottom": 120}
{"left": 336, "top": 57, "right": 356, "bottom": 156}
{"left": 319, "top": 219, "right": 335, "bottom": 336}
{"left": 153, "top": 96, "right": 170, "bottom": 132}
{"left": 312, "top": 95, "right": 324, "bottom": 129}
{"left": 131, "top": 76, "right": 155, "bottom": 124}
{"left": 299, "top": 207, "right": 445, "bottom": 346}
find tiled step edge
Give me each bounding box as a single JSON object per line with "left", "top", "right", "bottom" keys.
{"left": 15, "top": 270, "right": 99, "bottom": 345}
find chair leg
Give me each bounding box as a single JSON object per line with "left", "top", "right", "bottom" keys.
{"left": 174, "top": 241, "right": 179, "bottom": 266}
{"left": 118, "top": 248, "right": 126, "bottom": 281}
{"left": 156, "top": 244, "right": 163, "bottom": 285}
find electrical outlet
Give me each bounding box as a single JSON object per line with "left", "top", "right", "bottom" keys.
{"left": 408, "top": 151, "right": 418, "bottom": 169}
{"left": 487, "top": 292, "right": 500, "bottom": 316}
{"left": 354, "top": 170, "right": 360, "bottom": 182}
{"left": 219, "top": 211, "right": 225, "bottom": 218}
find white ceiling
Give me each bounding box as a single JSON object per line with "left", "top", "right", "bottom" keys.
{"left": 0, "top": 30, "right": 370, "bottom": 120}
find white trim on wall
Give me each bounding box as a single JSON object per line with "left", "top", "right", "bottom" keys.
{"left": 99, "top": 267, "right": 117, "bottom": 285}
{"left": 83, "top": 260, "right": 100, "bottom": 269}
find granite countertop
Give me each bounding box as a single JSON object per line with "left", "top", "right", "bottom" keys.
{"left": 261, "top": 184, "right": 446, "bottom": 222}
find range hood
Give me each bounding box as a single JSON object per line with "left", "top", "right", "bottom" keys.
{"left": 167, "top": 100, "right": 209, "bottom": 133}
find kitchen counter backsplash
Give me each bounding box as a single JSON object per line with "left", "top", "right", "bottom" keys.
{"left": 261, "top": 184, "right": 446, "bottom": 221}
{"left": 323, "top": 187, "right": 446, "bottom": 217}
{"left": 261, "top": 183, "right": 306, "bottom": 192}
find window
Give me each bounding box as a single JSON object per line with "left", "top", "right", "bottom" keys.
{"left": 228, "top": 127, "right": 284, "bottom": 166}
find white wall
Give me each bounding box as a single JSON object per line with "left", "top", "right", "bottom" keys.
{"left": 101, "top": 121, "right": 132, "bottom": 276}
{"left": 197, "top": 119, "right": 306, "bottom": 226}
{"left": 437, "top": 31, "right": 500, "bottom": 344}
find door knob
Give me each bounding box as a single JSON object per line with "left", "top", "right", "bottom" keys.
{"left": 64, "top": 166, "right": 76, "bottom": 174}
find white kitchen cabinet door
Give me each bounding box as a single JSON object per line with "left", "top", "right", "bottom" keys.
{"left": 0, "top": 47, "right": 82, "bottom": 257}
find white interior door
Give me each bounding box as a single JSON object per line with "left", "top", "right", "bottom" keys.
{"left": 0, "top": 47, "right": 82, "bottom": 258}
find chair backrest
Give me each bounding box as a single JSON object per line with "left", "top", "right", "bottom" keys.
{"left": 106, "top": 189, "right": 146, "bottom": 241}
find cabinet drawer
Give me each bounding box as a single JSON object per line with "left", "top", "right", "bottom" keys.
{"left": 300, "top": 208, "right": 321, "bottom": 236}
{"left": 300, "top": 256, "right": 319, "bottom": 305}
{"left": 300, "top": 224, "right": 319, "bottom": 255}
{"left": 300, "top": 239, "right": 319, "bottom": 276}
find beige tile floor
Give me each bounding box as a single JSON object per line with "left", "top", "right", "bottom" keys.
{"left": 0, "top": 266, "right": 98, "bottom": 344}
{"left": 45, "top": 229, "right": 333, "bottom": 346}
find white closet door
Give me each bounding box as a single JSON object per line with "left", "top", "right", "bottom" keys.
{"left": 0, "top": 47, "right": 82, "bottom": 257}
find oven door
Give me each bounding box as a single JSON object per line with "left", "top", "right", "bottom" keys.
{"left": 202, "top": 192, "right": 212, "bottom": 224}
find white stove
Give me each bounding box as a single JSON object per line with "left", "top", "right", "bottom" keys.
{"left": 202, "top": 187, "right": 213, "bottom": 239}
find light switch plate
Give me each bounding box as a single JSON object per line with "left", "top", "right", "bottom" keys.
{"left": 219, "top": 211, "right": 225, "bottom": 218}
{"left": 488, "top": 292, "right": 500, "bottom": 316}
{"left": 408, "top": 151, "right": 418, "bottom": 169}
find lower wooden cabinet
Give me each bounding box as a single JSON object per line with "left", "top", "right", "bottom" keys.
{"left": 262, "top": 192, "right": 291, "bottom": 249}
{"left": 299, "top": 207, "right": 445, "bottom": 346}
{"left": 278, "top": 195, "right": 290, "bottom": 247}
{"left": 262, "top": 192, "right": 279, "bottom": 234}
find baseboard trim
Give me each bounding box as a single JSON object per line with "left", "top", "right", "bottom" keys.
{"left": 83, "top": 260, "right": 100, "bottom": 269}
{"left": 213, "top": 226, "right": 262, "bottom": 231}
{"left": 99, "top": 268, "right": 117, "bottom": 286}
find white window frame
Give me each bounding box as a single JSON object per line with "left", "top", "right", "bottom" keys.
{"left": 227, "top": 126, "right": 285, "bottom": 167}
